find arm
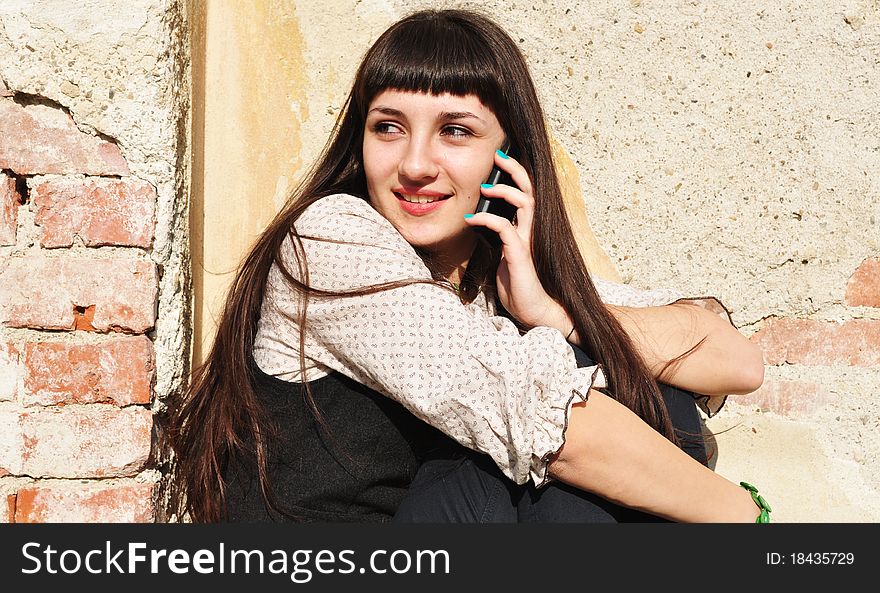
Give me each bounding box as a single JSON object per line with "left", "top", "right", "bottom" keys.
{"left": 549, "top": 391, "right": 762, "bottom": 522}
{"left": 577, "top": 302, "right": 764, "bottom": 396}
{"left": 291, "top": 194, "right": 599, "bottom": 486}
{"left": 463, "top": 157, "right": 764, "bottom": 520}
{"left": 588, "top": 276, "right": 764, "bottom": 395}
{"left": 523, "top": 295, "right": 763, "bottom": 397}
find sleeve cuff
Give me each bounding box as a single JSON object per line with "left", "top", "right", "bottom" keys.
{"left": 530, "top": 364, "right": 604, "bottom": 488}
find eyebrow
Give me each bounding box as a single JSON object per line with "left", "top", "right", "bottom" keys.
{"left": 442, "top": 111, "right": 485, "bottom": 123}
{"left": 367, "top": 106, "right": 486, "bottom": 124}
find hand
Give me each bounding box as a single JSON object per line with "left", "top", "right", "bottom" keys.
{"left": 464, "top": 150, "right": 570, "bottom": 332}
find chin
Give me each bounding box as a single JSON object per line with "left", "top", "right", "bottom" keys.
{"left": 416, "top": 231, "right": 478, "bottom": 256}
{"left": 401, "top": 233, "right": 443, "bottom": 250}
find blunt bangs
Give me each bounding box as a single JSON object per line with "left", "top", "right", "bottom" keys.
{"left": 356, "top": 13, "right": 506, "bottom": 116}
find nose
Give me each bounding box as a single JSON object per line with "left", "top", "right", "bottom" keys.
{"left": 398, "top": 137, "right": 439, "bottom": 182}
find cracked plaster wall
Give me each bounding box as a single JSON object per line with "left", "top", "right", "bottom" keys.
{"left": 0, "top": 0, "right": 191, "bottom": 408}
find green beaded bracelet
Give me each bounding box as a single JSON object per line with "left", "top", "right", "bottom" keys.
{"left": 740, "top": 481, "right": 772, "bottom": 523}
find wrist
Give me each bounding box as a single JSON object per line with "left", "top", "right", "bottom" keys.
{"left": 740, "top": 481, "right": 772, "bottom": 523}
{"left": 524, "top": 298, "right": 572, "bottom": 338}
{"left": 544, "top": 303, "right": 577, "bottom": 342}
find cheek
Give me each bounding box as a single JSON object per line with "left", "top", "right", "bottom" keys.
{"left": 362, "top": 140, "right": 392, "bottom": 185}
{"left": 445, "top": 153, "right": 494, "bottom": 188}
{"left": 362, "top": 144, "right": 378, "bottom": 185}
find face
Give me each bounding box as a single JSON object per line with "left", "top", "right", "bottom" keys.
{"left": 363, "top": 89, "right": 506, "bottom": 261}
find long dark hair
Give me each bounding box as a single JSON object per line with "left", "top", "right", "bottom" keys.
{"left": 164, "top": 8, "right": 682, "bottom": 522}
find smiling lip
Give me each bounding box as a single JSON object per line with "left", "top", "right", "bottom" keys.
{"left": 393, "top": 189, "right": 450, "bottom": 215}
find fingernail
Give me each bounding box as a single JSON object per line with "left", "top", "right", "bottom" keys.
{"left": 480, "top": 183, "right": 494, "bottom": 189}
{"left": 496, "top": 149, "right": 510, "bottom": 159}
{"left": 463, "top": 214, "right": 474, "bottom": 219}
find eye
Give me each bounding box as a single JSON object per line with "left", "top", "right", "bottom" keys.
{"left": 371, "top": 121, "right": 403, "bottom": 136}
{"left": 441, "top": 125, "right": 472, "bottom": 139}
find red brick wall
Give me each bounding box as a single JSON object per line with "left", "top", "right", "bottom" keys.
{"left": 0, "top": 94, "right": 159, "bottom": 523}
{"left": 748, "top": 257, "right": 880, "bottom": 417}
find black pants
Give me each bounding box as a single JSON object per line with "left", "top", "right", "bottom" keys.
{"left": 393, "top": 346, "right": 707, "bottom": 523}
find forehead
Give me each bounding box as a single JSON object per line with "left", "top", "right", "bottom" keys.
{"left": 368, "top": 89, "right": 497, "bottom": 120}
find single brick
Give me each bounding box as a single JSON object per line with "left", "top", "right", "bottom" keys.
{"left": 14, "top": 480, "right": 157, "bottom": 523}
{"left": 23, "top": 336, "right": 154, "bottom": 407}
{"left": 845, "top": 258, "right": 880, "bottom": 308}
{"left": 751, "top": 317, "right": 880, "bottom": 367}
{"left": 0, "top": 173, "right": 18, "bottom": 246}
{"left": 0, "top": 343, "right": 21, "bottom": 401}
{"left": 0, "top": 256, "right": 157, "bottom": 333}
{"left": 0, "top": 101, "right": 129, "bottom": 176}
{"left": 742, "top": 378, "right": 828, "bottom": 417}
{"left": 0, "top": 405, "right": 152, "bottom": 478}
{"left": 32, "top": 177, "right": 156, "bottom": 248}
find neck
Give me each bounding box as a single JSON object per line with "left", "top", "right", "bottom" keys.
{"left": 437, "top": 259, "right": 469, "bottom": 286}
{"left": 419, "top": 236, "right": 476, "bottom": 286}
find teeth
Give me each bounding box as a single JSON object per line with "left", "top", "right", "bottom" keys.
{"left": 399, "top": 194, "right": 441, "bottom": 204}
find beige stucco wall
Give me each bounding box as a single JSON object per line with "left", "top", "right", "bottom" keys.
{"left": 192, "top": 0, "right": 312, "bottom": 362}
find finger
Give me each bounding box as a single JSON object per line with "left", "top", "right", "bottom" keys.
{"left": 493, "top": 149, "right": 534, "bottom": 196}
{"left": 487, "top": 150, "right": 535, "bottom": 232}
{"left": 463, "top": 212, "right": 530, "bottom": 255}
{"left": 479, "top": 182, "right": 531, "bottom": 210}
{"left": 479, "top": 183, "right": 534, "bottom": 236}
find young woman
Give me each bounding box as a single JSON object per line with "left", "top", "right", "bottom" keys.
{"left": 165, "top": 8, "right": 768, "bottom": 523}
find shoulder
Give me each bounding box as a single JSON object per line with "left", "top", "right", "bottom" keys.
{"left": 300, "top": 193, "right": 374, "bottom": 221}
{"left": 290, "top": 193, "right": 428, "bottom": 283}
{"left": 297, "top": 193, "right": 405, "bottom": 248}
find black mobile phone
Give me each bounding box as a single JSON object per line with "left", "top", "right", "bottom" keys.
{"left": 473, "top": 141, "right": 517, "bottom": 248}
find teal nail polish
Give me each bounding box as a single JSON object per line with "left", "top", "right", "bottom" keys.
{"left": 463, "top": 214, "right": 474, "bottom": 219}
{"left": 481, "top": 183, "right": 494, "bottom": 189}
{"left": 496, "top": 149, "right": 510, "bottom": 159}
